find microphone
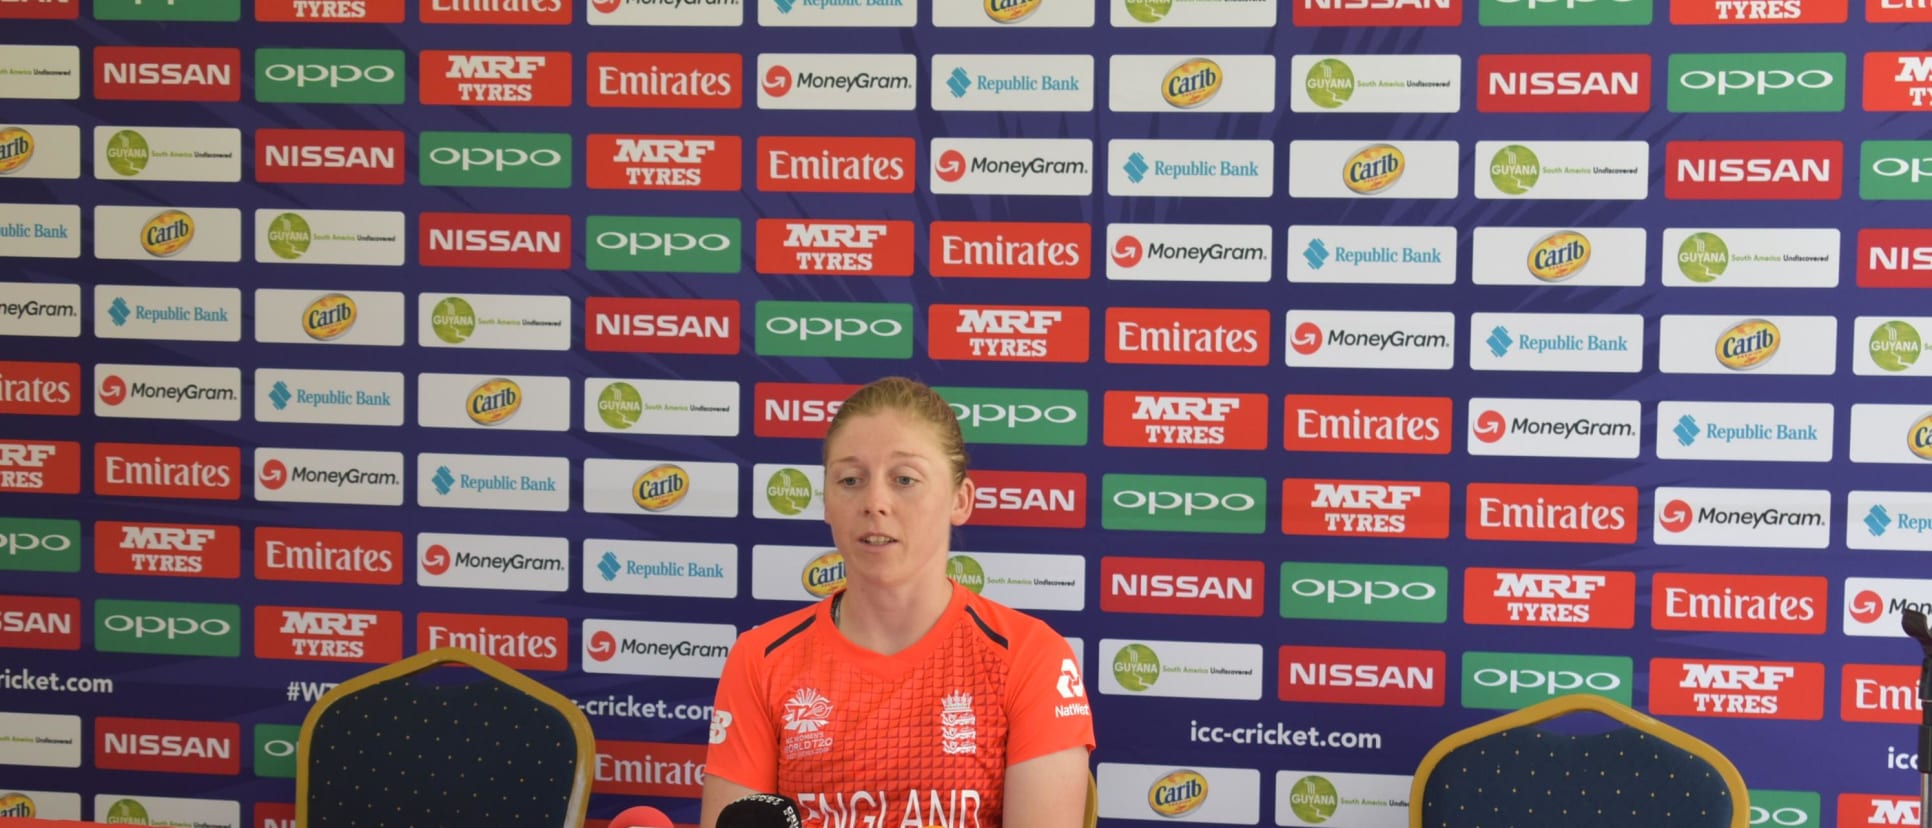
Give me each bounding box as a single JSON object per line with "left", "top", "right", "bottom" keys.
{"left": 716, "top": 793, "right": 803, "bottom": 828}
{"left": 609, "top": 805, "right": 675, "bottom": 828}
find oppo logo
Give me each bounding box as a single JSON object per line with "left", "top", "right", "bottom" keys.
{"left": 594, "top": 231, "right": 733, "bottom": 257}
{"left": 1110, "top": 489, "right": 1255, "bottom": 516}
{"left": 102, "top": 614, "right": 232, "bottom": 639}
{"left": 1289, "top": 578, "right": 1437, "bottom": 605}
{"left": 1, "top": 531, "right": 72, "bottom": 554}
{"left": 1870, "top": 156, "right": 1932, "bottom": 183}
{"left": 1750, "top": 806, "right": 1810, "bottom": 827}
{"left": 951, "top": 403, "right": 1078, "bottom": 429}
{"left": 1677, "top": 69, "right": 1834, "bottom": 96}
{"left": 1471, "top": 668, "right": 1621, "bottom": 694}
{"left": 428, "top": 147, "right": 563, "bottom": 172}
{"left": 763, "top": 316, "right": 903, "bottom": 342}
{"left": 263, "top": 63, "right": 397, "bottom": 88}
{"left": 262, "top": 738, "right": 296, "bottom": 757}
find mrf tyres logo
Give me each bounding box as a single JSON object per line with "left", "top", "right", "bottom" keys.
{"left": 1104, "top": 391, "right": 1268, "bottom": 450}
{"left": 1651, "top": 658, "right": 1823, "bottom": 720}
{"left": 1282, "top": 478, "right": 1450, "bottom": 538}
{"left": 1464, "top": 568, "right": 1636, "bottom": 629}
{"left": 419, "top": 51, "right": 571, "bottom": 106}
{"left": 755, "top": 219, "right": 913, "bottom": 276}
{"left": 929, "top": 304, "right": 1088, "bottom": 363}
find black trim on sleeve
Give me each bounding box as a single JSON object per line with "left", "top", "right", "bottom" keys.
{"left": 765, "top": 615, "right": 815, "bottom": 656}
{"left": 963, "top": 606, "right": 1009, "bottom": 649}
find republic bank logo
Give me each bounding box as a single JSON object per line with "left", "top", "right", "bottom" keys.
{"left": 1486, "top": 325, "right": 1513, "bottom": 357}
{"left": 1868, "top": 504, "right": 1893, "bottom": 537}
{"left": 1303, "top": 238, "right": 1330, "bottom": 269}
{"left": 431, "top": 465, "right": 456, "bottom": 495}
{"left": 108, "top": 297, "right": 130, "bottom": 326}
{"left": 1673, "top": 415, "right": 1700, "bottom": 446}
{"left": 1121, "top": 152, "right": 1150, "bottom": 183}
{"left": 268, "top": 381, "right": 292, "bottom": 410}
{"left": 946, "top": 67, "right": 971, "bottom": 98}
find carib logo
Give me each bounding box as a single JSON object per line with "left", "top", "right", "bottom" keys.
{"left": 140, "top": 209, "right": 195, "bottom": 257}
{"left": 466, "top": 378, "right": 522, "bottom": 426}
{"left": 1910, "top": 412, "right": 1932, "bottom": 461}
{"left": 1677, "top": 232, "right": 1730, "bottom": 284}
{"left": 1305, "top": 59, "right": 1354, "bottom": 109}
{"left": 1343, "top": 144, "right": 1404, "bottom": 195}
{"left": 633, "top": 463, "right": 691, "bottom": 512}
{"left": 1488, "top": 144, "right": 1541, "bottom": 196}
{"left": 1162, "top": 59, "right": 1222, "bottom": 109}
{"left": 984, "top": 0, "right": 1040, "bottom": 22}
{"left": 1528, "top": 231, "right": 1590, "bottom": 282}
{"left": 0, "top": 792, "right": 36, "bottom": 818}
{"left": 1148, "top": 770, "right": 1209, "bottom": 818}
{"left": 801, "top": 550, "right": 845, "bottom": 597}
{"left": 303, "top": 293, "right": 357, "bottom": 341}
{"left": 1715, "top": 319, "right": 1780, "bottom": 370}
{"left": 0, "top": 127, "right": 34, "bottom": 175}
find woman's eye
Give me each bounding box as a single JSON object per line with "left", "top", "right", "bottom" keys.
{"left": 896, "top": 475, "right": 917, "bottom": 486}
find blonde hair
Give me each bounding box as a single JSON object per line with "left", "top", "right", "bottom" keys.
{"left": 822, "top": 376, "right": 970, "bottom": 487}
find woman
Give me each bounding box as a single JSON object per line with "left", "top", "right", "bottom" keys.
{"left": 701, "top": 376, "right": 1095, "bottom": 828}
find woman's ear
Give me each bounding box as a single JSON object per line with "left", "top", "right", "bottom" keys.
{"left": 951, "top": 476, "right": 975, "bottom": 526}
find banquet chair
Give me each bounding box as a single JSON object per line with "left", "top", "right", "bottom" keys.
{"left": 297, "top": 646, "right": 595, "bottom": 828}
{"left": 1411, "top": 693, "right": 1747, "bottom": 828}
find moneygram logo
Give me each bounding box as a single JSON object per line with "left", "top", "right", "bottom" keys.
{"left": 755, "top": 300, "right": 913, "bottom": 359}
{"left": 95, "top": 599, "right": 240, "bottom": 657}
{"left": 1666, "top": 140, "right": 1842, "bottom": 200}
{"left": 1279, "top": 645, "right": 1445, "bottom": 706}
{"left": 1651, "top": 658, "right": 1824, "bottom": 720}
{"left": 1669, "top": 52, "right": 1845, "bottom": 113}
{"left": 1101, "top": 474, "right": 1266, "bottom": 534}
{"left": 931, "top": 221, "right": 1089, "bottom": 279}
{"left": 95, "top": 718, "right": 239, "bottom": 775}
{"left": 966, "top": 469, "right": 1086, "bottom": 528}
{"left": 1281, "top": 478, "right": 1450, "bottom": 538}
{"left": 253, "top": 48, "right": 403, "bottom": 104}
{"left": 1283, "top": 310, "right": 1455, "bottom": 369}
{"left": 420, "top": 212, "right": 569, "bottom": 269}
{"left": 757, "top": 136, "right": 914, "bottom": 193}
{"left": 586, "top": 215, "right": 740, "bottom": 273}
{"left": 419, "top": 51, "right": 571, "bottom": 107}
{"left": 1280, "top": 562, "right": 1449, "bottom": 623}
{"left": 1464, "top": 568, "right": 1636, "bottom": 629}
{"left": 929, "top": 304, "right": 1089, "bottom": 363}
{"left": 586, "top": 297, "right": 739, "bottom": 355}
{"left": 1283, "top": 394, "right": 1453, "bottom": 455}
{"left": 1106, "top": 224, "right": 1270, "bottom": 283}
{"left": 1468, "top": 398, "right": 1642, "bottom": 459}
{"left": 256, "top": 606, "right": 403, "bottom": 663}
{"left": 1101, "top": 556, "right": 1264, "bottom": 617}
{"left": 758, "top": 54, "right": 916, "bottom": 110}
{"left": 1466, "top": 483, "right": 1637, "bottom": 544}
{"left": 755, "top": 219, "right": 913, "bottom": 276}
{"left": 586, "top": 52, "right": 742, "bottom": 109}
{"left": 1104, "top": 391, "right": 1268, "bottom": 450}
{"left": 94, "top": 47, "right": 241, "bottom": 101}
{"left": 421, "top": 131, "right": 570, "bottom": 189}
{"left": 257, "top": 129, "right": 404, "bottom": 185}
{"left": 1477, "top": 53, "right": 1650, "bottom": 112}
{"left": 1653, "top": 487, "right": 1831, "bottom": 548}
{"left": 588, "top": 134, "right": 740, "bottom": 191}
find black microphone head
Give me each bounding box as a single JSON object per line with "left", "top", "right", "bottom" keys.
{"left": 717, "top": 793, "right": 802, "bottom": 828}
{"left": 1904, "top": 609, "right": 1932, "bottom": 653}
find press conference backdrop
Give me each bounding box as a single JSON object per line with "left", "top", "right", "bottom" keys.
{"left": 2, "top": 1, "right": 1932, "bottom": 825}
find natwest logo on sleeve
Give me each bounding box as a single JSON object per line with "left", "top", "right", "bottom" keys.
{"left": 756, "top": 136, "right": 914, "bottom": 193}
{"left": 1652, "top": 573, "right": 1826, "bottom": 634}
{"left": 1464, "top": 568, "right": 1635, "bottom": 628}
{"left": 1283, "top": 394, "right": 1452, "bottom": 455}
{"left": 257, "top": 605, "right": 402, "bottom": 663}
{"left": 1105, "top": 307, "right": 1269, "bottom": 366}
{"left": 1101, "top": 557, "right": 1264, "bottom": 617}
{"left": 753, "top": 382, "right": 859, "bottom": 438}
{"left": 1665, "top": 141, "right": 1842, "bottom": 200}
{"left": 584, "top": 297, "right": 740, "bottom": 355}
{"left": 587, "top": 134, "right": 741, "bottom": 191}
{"left": 0, "top": 361, "right": 79, "bottom": 416}
{"left": 0, "top": 595, "right": 80, "bottom": 650}
{"left": 95, "top": 521, "right": 241, "bottom": 579}
{"left": 420, "top": 0, "right": 569, "bottom": 24}
{"left": 1673, "top": 0, "right": 1844, "bottom": 22}
{"left": 93, "top": 47, "right": 241, "bottom": 101}
{"left": 1278, "top": 645, "right": 1446, "bottom": 706}
{"left": 966, "top": 470, "right": 1086, "bottom": 529}
{"left": 1294, "top": 0, "right": 1458, "bottom": 25}
{"left": 929, "top": 221, "right": 1089, "bottom": 279}
{"left": 755, "top": 219, "right": 913, "bottom": 276}
{"left": 96, "top": 717, "right": 239, "bottom": 775}
{"left": 255, "top": 527, "right": 403, "bottom": 585}
{"left": 419, "top": 51, "right": 571, "bottom": 106}
{"left": 94, "top": 443, "right": 238, "bottom": 500}
{"left": 419, "top": 212, "right": 569, "bottom": 270}
{"left": 1859, "top": 229, "right": 1932, "bottom": 287}
{"left": 1476, "top": 53, "right": 1650, "bottom": 112}
{"left": 417, "top": 612, "right": 568, "bottom": 672}
{"left": 929, "top": 304, "right": 1089, "bottom": 363}
{"left": 1842, "top": 663, "right": 1919, "bottom": 723}
{"left": 254, "top": 129, "right": 403, "bottom": 186}
{"left": 0, "top": 439, "right": 81, "bottom": 494}
{"left": 586, "top": 52, "right": 742, "bottom": 109}
{"left": 1465, "top": 483, "right": 1637, "bottom": 544}
{"left": 1104, "top": 391, "right": 1268, "bottom": 450}
{"left": 1650, "top": 658, "right": 1824, "bottom": 720}
{"left": 1281, "top": 478, "right": 1450, "bottom": 538}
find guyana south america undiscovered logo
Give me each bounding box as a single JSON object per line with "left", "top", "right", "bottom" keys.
{"left": 1113, "top": 643, "right": 1160, "bottom": 691}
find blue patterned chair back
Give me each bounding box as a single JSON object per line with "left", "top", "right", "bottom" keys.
{"left": 1412, "top": 694, "right": 1747, "bottom": 828}
{"left": 298, "top": 647, "right": 595, "bottom": 828}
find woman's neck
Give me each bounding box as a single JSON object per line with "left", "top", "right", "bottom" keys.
{"left": 834, "top": 576, "right": 955, "bottom": 656}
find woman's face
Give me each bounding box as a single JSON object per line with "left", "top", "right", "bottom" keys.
{"left": 823, "top": 409, "right": 974, "bottom": 588}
